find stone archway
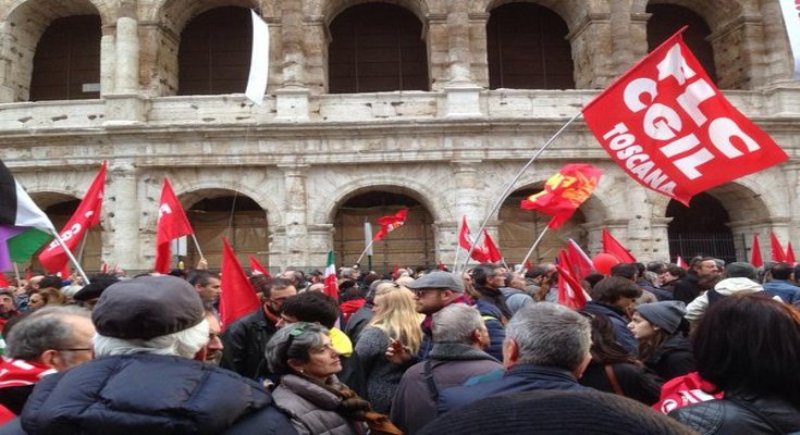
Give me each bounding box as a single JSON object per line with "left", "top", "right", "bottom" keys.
{"left": 332, "top": 189, "right": 435, "bottom": 273}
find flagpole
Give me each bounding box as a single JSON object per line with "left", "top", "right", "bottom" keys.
{"left": 76, "top": 233, "right": 88, "bottom": 266}
{"left": 520, "top": 225, "right": 550, "bottom": 273}
{"left": 12, "top": 263, "right": 20, "bottom": 286}
{"left": 461, "top": 111, "right": 582, "bottom": 271}
{"left": 51, "top": 232, "right": 90, "bottom": 284}
{"left": 355, "top": 238, "right": 376, "bottom": 266}
{"left": 191, "top": 234, "right": 205, "bottom": 262}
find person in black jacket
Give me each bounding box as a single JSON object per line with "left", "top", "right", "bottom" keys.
{"left": 628, "top": 301, "right": 695, "bottom": 382}
{"left": 0, "top": 275, "right": 295, "bottom": 435}
{"left": 220, "top": 277, "right": 296, "bottom": 382}
{"left": 669, "top": 294, "right": 800, "bottom": 434}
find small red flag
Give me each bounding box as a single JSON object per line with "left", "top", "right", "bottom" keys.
{"left": 154, "top": 178, "right": 194, "bottom": 273}
{"left": 521, "top": 164, "right": 602, "bottom": 229}
{"left": 770, "top": 232, "right": 786, "bottom": 263}
{"left": 750, "top": 234, "right": 763, "bottom": 268}
{"left": 786, "top": 242, "right": 796, "bottom": 265}
{"left": 458, "top": 216, "right": 490, "bottom": 263}
{"left": 566, "top": 239, "right": 594, "bottom": 279}
{"left": 583, "top": 28, "right": 787, "bottom": 205}
{"left": 676, "top": 255, "right": 689, "bottom": 270}
{"left": 248, "top": 255, "right": 271, "bottom": 277}
{"left": 0, "top": 273, "right": 9, "bottom": 288}
{"left": 482, "top": 230, "right": 503, "bottom": 263}
{"left": 556, "top": 250, "right": 589, "bottom": 310}
{"left": 220, "top": 238, "right": 260, "bottom": 330}
{"left": 602, "top": 228, "right": 637, "bottom": 263}
{"left": 373, "top": 209, "right": 408, "bottom": 241}
{"left": 39, "top": 162, "right": 107, "bottom": 274}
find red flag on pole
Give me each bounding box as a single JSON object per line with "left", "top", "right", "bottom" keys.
{"left": 556, "top": 250, "right": 589, "bottom": 310}
{"left": 323, "top": 251, "right": 339, "bottom": 299}
{"left": 676, "top": 255, "right": 689, "bottom": 270}
{"left": 373, "top": 209, "right": 408, "bottom": 241}
{"left": 583, "top": 28, "right": 788, "bottom": 206}
{"left": 770, "top": 232, "right": 786, "bottom": 263}
{"left": 750, "top": 234, "right": 763, "bottom": 268}
{"left": 786, "top": 242, "right": 796, "bottom": 265}
{"left": 602, "top": 228, "right": 637, "bottom": 263}
{"left": 566, "top": 239, "right": 594, "bottom": 279}
{"left": 458, "top": 216, "right": 490, "bottom": 263}
{"left": 154, "top": 178, "right": 194, "bottom": 273}
{"left": 38, "top": 162, "right": 107, "bottom": 274}
{"left": 521, "top": 164, "right": 603, "bottom": 229}
{"left": 248, "top": 255, "right": 271, "bottom": 277}
{"left": 220, "top": 238, "right": 260, "bottom": 330}
{"left": 482, "top": 230, "right": 503, "bottom": 263}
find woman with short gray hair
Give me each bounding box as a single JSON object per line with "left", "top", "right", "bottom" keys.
{"left": 265, "top": 322, "right": 400, "bottom": 435}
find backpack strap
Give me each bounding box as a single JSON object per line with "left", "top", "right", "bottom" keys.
{"left": 422, "top": 359, "right": 440, "bottom": 403}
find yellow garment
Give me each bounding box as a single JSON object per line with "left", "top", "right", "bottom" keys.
{"left": 329, "top": 327, "right": 353, "bottom": 357}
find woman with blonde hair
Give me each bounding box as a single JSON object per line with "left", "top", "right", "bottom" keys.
{"left": 354, "top": 284, "right": 423, "bottom": 413}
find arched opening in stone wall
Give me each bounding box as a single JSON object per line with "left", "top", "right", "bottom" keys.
{"left": 30, "top": 15, "right": 101, "bottom": 101}
{"left": 181, "top": 191, "right": 268, "bottom": 271}
{"left": 667, "top": 192, "right": 735, "bottom": 263}
{"left": 328, "top": 3, "right": 429, "bottom": 93}
{"left": 177, "top": 6, "right": 252, "bottom": 95}
{"left": 646, "top": 3, "right": 717, "bottom": 84}
{"left": 486, "top": 2, "right": 574, "bottom": 90}
{"left": 333, "top": 191, "right": 434, "bottom": 273}
{"left": 499, "top": 187, "right": 587, "bottom": 266}
{"left": 22, "top": 194, "right": 103, "bottom": 273}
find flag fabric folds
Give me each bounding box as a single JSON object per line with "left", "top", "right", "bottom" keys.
{"left": 39, "top": 162, "right": 107, "bottom": 274}
{"left": 583, "top": 28, "right": 787, "bottom": 206}
{"left": 373, "top": 209, "right": 408, "bottom": 241}
{"left": 458, "top": 216, "right": 493, "bottom": 263}
{"left": 520, "top": 164, "right": 603, "bottom": 229}
{"left": 602, "top": 228, "right": 637, "bottom": 263}
{"left": 0, "top": 160, "right": 57, "bottom": 271}
{"left": 556, "top": 250, "right": 589, "bottom": 310}
{"left": 482, "top": 230, "right": 503, "bottom": 263}
{"left": 220, "top": 238, "right": 260, "bottom": 330}
{"left": 770, "top": 232, "right": 786, "bottom": 263}
{"left": 566, "top": 239, "right": 594, "bottom": 280}
{"left": 750, "top": 234, "right": 763, "bottom": 268}
{"left": 323, "top": 251, "right": 339, "bottom": 299}
{"left": 786, "top": 242, "right": 796, "bottom": 265}
{"left": 248, "top": 255, "right": 271, "bottom": 277}
{"left": 154, "top": 178, "right": 194, "bottom": 274}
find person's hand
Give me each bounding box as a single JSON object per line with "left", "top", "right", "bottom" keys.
{"left": 196, "top": 258, "right": 209, "bottom": 270}
{"left": 385, "top": 339, "right": 413, "bottom": 365}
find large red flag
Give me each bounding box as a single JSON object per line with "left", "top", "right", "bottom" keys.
{"left": 786, "top": 242, "right": 796, "bottom": 265}
{"left": 750, "top": 234, "right": 763, "bottom": 268}
{"left": 220, "top": 238, "right": 260, "bottom": 329}
{"left": 556, "top": 250, "right": 589, "bottom": 310}
{"left": 583, "top": 28, "right": 787, "bottom": 206}
{"left": 770, "top": 232, "right": 786, "bottom": 262}
{"left": 482, "top": 230, "right": 503, "bottom": 263}
{"left": 38, "top": 162, "right": 107, "bottom": 273}
{"left": 602, "top": 228, "right": 637, "bottom": 263}
{"left": 521, "top": 164, "right": 603, "bottom": 229}
{"left": 458, "top": 216, "right": 490, "bottom": 263}
{"left": 154, "top": 178, "right": 194, "bottom": 273}
{"left": 248, "top": 255, "right": 271, "bottom": 277}
{"left": 373, "top": 209, "right": 408, "bottom": 241}
{"left": 566, "top": 239, "right": 594, "bottom": 279}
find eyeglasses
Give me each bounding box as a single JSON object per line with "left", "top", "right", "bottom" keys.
{"left": 411, "top": 288, "right": 441, "bottom": 297}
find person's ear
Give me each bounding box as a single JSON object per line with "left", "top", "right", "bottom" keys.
{"left": 287, "top": 358, "right": 306, "bottom": 374}
{"left": 502, "top": 338, "right": 519, "bottom": 368}
{"left": 39, "top": 349, "right": 63, "bottom": 370}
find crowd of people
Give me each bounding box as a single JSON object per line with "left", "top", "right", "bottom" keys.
{"left": 0, "top": 255, "right": 797, "bottom": 434}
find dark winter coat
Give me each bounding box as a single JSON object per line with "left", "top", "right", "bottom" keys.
{"left": 582, "top": 301, "right": 638, "bottom": 356}
{"left": 579, "top": 361, "right": 661, "bottom": 405}
{"left": 670, "top": 391, "right": 800, "bottom": 434}
{"left": 220, "top": 305, "right": 276, "bottom": 381}
{"left": 474, "top": 299, "right": 506, "bottom": 361}
{"left": 645, "top": 334, "right": 695, "bottom": 382}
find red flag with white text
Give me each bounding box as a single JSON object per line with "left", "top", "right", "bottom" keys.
{"left": 38, "top": 162, "right": 106, "bottom": 273}
{"left": 521, "top": 164, "right": 603, "bottom": 229}
{"left": 220, "top": 238, "right": 260, "bottom": 330}
{"left": 154, "top": 178, "right": 194, "bottom": 273}
{"left": 248, "top": 255, "right": 271, "bottom": 277}
{"left": 583, "top": 29, "right": 787, "bottom": 205}
{"left": 750, "top": 234, "right": 763, "bottom": 268}
{"left": 373, "top": 209, "right": 408, "bottom": 241}
{"left": 458, "top": 216, "right": 490, "bottom": 263}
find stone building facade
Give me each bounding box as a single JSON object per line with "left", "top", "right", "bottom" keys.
{"left": 0, "top": 0, "right": 798, "bottom": 273}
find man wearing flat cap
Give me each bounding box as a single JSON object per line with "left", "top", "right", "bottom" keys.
{"left": 0, "top": 275, "right": 295, "bottom": 435}
{"left": 406, "top": 271, "right": 468, "bottom": 359}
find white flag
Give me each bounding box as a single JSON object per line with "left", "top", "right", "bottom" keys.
{"left": 245, "top": 10, "right": 270, "bottom": 105}
{"left": 779, "top": 0, "right": 800, "bottom": 80}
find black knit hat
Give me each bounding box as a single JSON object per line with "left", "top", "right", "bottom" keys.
{"left": 419, "top": 390, "right": 694, "bottom": 435}
{"left": 92, "top": 275, "right": 205, "bottom": 340}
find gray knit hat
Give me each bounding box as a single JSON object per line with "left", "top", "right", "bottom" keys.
{"left": 636, "top": 301, "right": 686, "bottom": 334}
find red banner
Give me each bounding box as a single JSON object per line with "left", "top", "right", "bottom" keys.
{"left": 220, "top": 238, "right": 260, "bottom": 330}
{"left": 39, "top": 162, "right": 106, "bottom": 273}
{"left": 583, "top": 29, "right": 787, "bottom": 205}
{"left": 521, "top": 164, "right": 602, "bottom": 229}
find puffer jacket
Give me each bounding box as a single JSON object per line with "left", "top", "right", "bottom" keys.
{"left": 669, "top": 392, "right": 800, "bottom": 434}
{"left": 0, "top": 354, "right": 296, "bottom": 435}
{"left": 272, "top": 374, "right": 367, "bottom": 435}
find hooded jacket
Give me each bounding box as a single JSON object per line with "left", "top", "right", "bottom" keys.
{"left": 685, "top": 277, "right": 762, "bottom": 323}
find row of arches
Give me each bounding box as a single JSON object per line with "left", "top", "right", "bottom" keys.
{"left": 12, "top": 1, "right": 724, "bottom": 101}
{"left": 27, "top": 180, "right": 771, "bottom": 273}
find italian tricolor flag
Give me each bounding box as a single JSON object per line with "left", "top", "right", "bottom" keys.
{"left": 0, "top": 160, "right": 56, "bottom": 272}
{"left": 323, "top": 250, "right": 339, "bottom": 299}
